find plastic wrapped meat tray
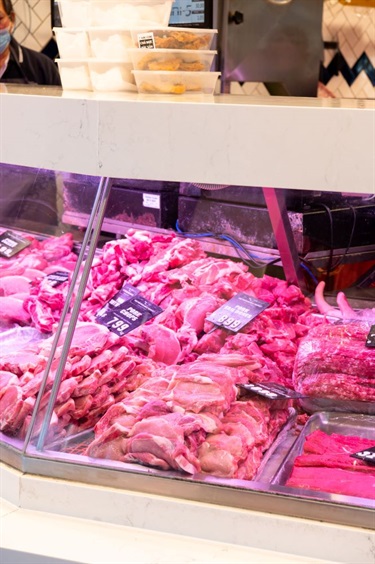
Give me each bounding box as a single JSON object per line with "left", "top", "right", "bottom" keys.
{"left": 293, "top": 321, "right": 375, "bottom": 415}
{"left": 271, "top": 412, "right": 375, "bottom": 504}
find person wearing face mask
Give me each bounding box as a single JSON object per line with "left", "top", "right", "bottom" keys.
{"left": 0, "top": 0, "right": 61, "bottom": 85}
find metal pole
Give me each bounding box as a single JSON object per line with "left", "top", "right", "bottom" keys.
{"left": 23, "top": 177, "right": 114, "bottom": 453}
{"left": 262, "top": 187, "right": 306, "bottom": 291}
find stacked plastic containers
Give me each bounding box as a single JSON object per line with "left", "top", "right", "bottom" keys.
{"left": 128, "top": 27, "right": 219, "bottom": 94}
{"left": 54, "top": 0, "right": 174, "bottom": 91}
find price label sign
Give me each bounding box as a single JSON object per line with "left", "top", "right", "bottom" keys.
{"left": 137, "top": 32, "right": 156, "bottom": 49}
{"left": 0, "top": 230, "right": 31, "bottom": 258}
{"left": 238, "top": 382, "right": 305, "bottom": 400}
{"left": 207, "top": 293, "right": 270, "bottom": 333}
{"left": 365, "top": 325, "right": 375, "bottom": 348}
{"left": 350, "top": 446, "right": 375, "bottom": 466}
{"left": 46, "top": 271, "right": 70, "bottom": 287}
{"left": 96, "top": 284, "right": 162, "bottom": 336}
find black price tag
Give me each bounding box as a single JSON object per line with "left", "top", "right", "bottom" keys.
{"left": 350, "top": 446, "right": 375, "bottom": 466}
{"left": 96, "top": 284, "right": 162, "bottom": 337}
{"left": 0, "top": 230, "right": 31, "bottom": 258}
{"left": 46, "top": 271, "right": 70, "bottom": 287}
{"left": 137, "top": 32, "right": 156, "bottom": 49}
{"left": 207, "top": 293, "right": 270, "bottom": 333}
{"left": 238, "top": 382, "right": 305, "bottom": 400}
{"left": 365, "top": 325, "right": 375, "bottom": 348}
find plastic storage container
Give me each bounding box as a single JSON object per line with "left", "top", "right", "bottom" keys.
{"left": 56, "top": 59, "right": 92, "bottom": 90}
{"left": 132, "top": 70, "right": 220, "bottom": 95}
{"left": 89, "top": 0, "right": 173, "bottom": 27}
{"left": 88, "top": 28, "right": 133, "bottom": 60}
{"left": 88, "top": 60, "right": 137, "bottom": 92}
{"left": 130, "top": 27, "right": 218, "bottom": 50}
{"left": 54, "top": 28, "right": 91, "bottom": 58}
{"left": 129, "top": 48, "right": 216, "bottom": 72}
{"left": 56, "top": 0, "right": 90, "bottom": 27}
{"left": 57, "top": 0, "right": 172, "bottom": 27}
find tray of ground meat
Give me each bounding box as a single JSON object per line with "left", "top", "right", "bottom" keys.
{"left": 271, "top": 412, "right": 375, "bottom": 501}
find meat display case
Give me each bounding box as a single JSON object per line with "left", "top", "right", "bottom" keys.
{"left": 0, "top": 84, "right": 374, "bottom": 563}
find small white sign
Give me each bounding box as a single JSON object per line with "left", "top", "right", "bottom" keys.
{"left": 143, "top": 193, "right": 160, "bottom": 209}
{"left": 137, "top": 32, "right": 155, "bottom": 49}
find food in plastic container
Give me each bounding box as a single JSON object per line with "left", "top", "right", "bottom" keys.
{"left": 56, "top": 0, "right": 90, "bottom": 27}
{"left": 88, "top": 28, "right": 133, "bottom": 61}
{"left": 129, "top": 48, "right": 216, "bottom": 71}
{"left": 130, "top": 27, "right": 218, "bottom": 50}
{"left": 132, "top": 70, "right": 220, "bottom": 95}
{"left": 53, "top": 28, "right": 91, "bottom": 59}
{"left": 56, "top": 59, "right": 92, "bottom": 91}
{"left": 88, "top": 60, "right": 137, "bottom": 92}
{"left": 90, "top": 0, "right": 173, "bottom": 27}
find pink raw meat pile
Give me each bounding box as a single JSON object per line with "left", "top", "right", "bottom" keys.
{"left": 293, "top": 322, "right": 375, "bottom": 403}
{"left": 0, "top": 322, "right": 159, "bottom": 441}
{"left": 287, "top": 429, "right": 375, "bottom": 499}
{"left": 86, "top": 352, "right": 291, "bottom": 479}
{"left": 0, "top": 229, "right": 325, "bottom": 480}
{"left": 0, "top": 232, "right": 77, "bottom": 332}
{"left": 78, "top": 229, "right": 320, "bottom": 388}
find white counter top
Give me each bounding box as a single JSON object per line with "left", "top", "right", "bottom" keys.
{"left": 1, "top": 85, "right": 374, "bottom": 194}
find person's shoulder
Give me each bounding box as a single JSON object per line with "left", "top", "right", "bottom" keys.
{"left": 21, "top": 44, "right": 56, "bottom": 67}
{"left": 20, "top": 44, "right": 62, "bottom": 86}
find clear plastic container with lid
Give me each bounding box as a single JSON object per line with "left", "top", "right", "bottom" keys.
{"left": 129, "top": 48, "right": 216, "bottom": 72}
{"left": 56, "top": 59, "right": 92, "bottom": 90}
{"left": 90, "top": 0, "right": 173, "bottom": 27}
{"left": 56, "top": 0, "right": 173, "bottom": 28}
{"left": 132, "top": 70, "right": 220, "bottom": 95}
{"left": 88, "top": 60, "right": 137, "bottom": 92}
{"left": 53, "top": 28, "right": 91, "bottom": 58}
{"left": 88, "top": 28, "right": 134, "bottom": 61}
{"left": 130, "top": 27, "right": 218, "bottom": 50}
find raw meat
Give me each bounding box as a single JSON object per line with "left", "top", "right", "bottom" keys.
{"left": 287, "top": 466, "right": 375, "bottom": 500}
{"left": 286, "top": 429, "right": 375, "bottom": 499}
{"left": 293, "top": 322, "right": 375, "bottom": 402}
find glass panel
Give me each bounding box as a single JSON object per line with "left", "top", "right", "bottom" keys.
{"left": 0, "top": 164, "right": 106, "bottom": 461}
{"left": 12, "top": 173, "right": 374, "bottom": 524}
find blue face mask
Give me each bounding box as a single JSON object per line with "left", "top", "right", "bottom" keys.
{"left": 0, "top": 28, "right": 11, "bottom": 55}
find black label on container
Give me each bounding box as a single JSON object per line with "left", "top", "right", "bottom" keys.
{"left": 238, "top": 382, "right": 305, "bottom": 400}
{"left": 0, "top": 230, "right": 31, "bottom": 258}
{"left": 46, "top": 271, "right": 70, "bottom": 287}
{"left": 351, "top": 446, "right": 375, "bottom": 465}
{"left": 96, "top": 284, "right": 162, "bottom": 337}
{"left": 207, "top": 293, "right": 270, "bottom": 333}
{"left": 365, "top": 325, "right": 375, "bottom": 348}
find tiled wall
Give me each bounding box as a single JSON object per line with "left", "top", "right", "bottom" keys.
{"left": 12, "top": 0, "right": 375, "bottom": 98}
{"left": 13, "top": 0, "right": 52, "bottom": 52}
{"left": 321, "top": 0, "right": 375, "bottom": 98}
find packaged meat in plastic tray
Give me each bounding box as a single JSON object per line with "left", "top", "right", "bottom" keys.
{"left": 292, "top": 321, "right": 375, "bottom": 415}
{"left": 271, "top": 411, "right": 375, "bottom": 502}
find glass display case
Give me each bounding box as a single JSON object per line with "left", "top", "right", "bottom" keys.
{"left": 0, "top": 85, "right": 374, "bottom": 544}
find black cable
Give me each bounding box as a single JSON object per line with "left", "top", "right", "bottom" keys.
{"left": 318, "top": 203, "right": 334, "bottom": 285}
{"left": 331, "top": 204, "right": 357, "bottom": 270}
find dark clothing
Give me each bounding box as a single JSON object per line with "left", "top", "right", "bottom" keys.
{"left": 0, "top": 37, "right": 61, "bottom": 86}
